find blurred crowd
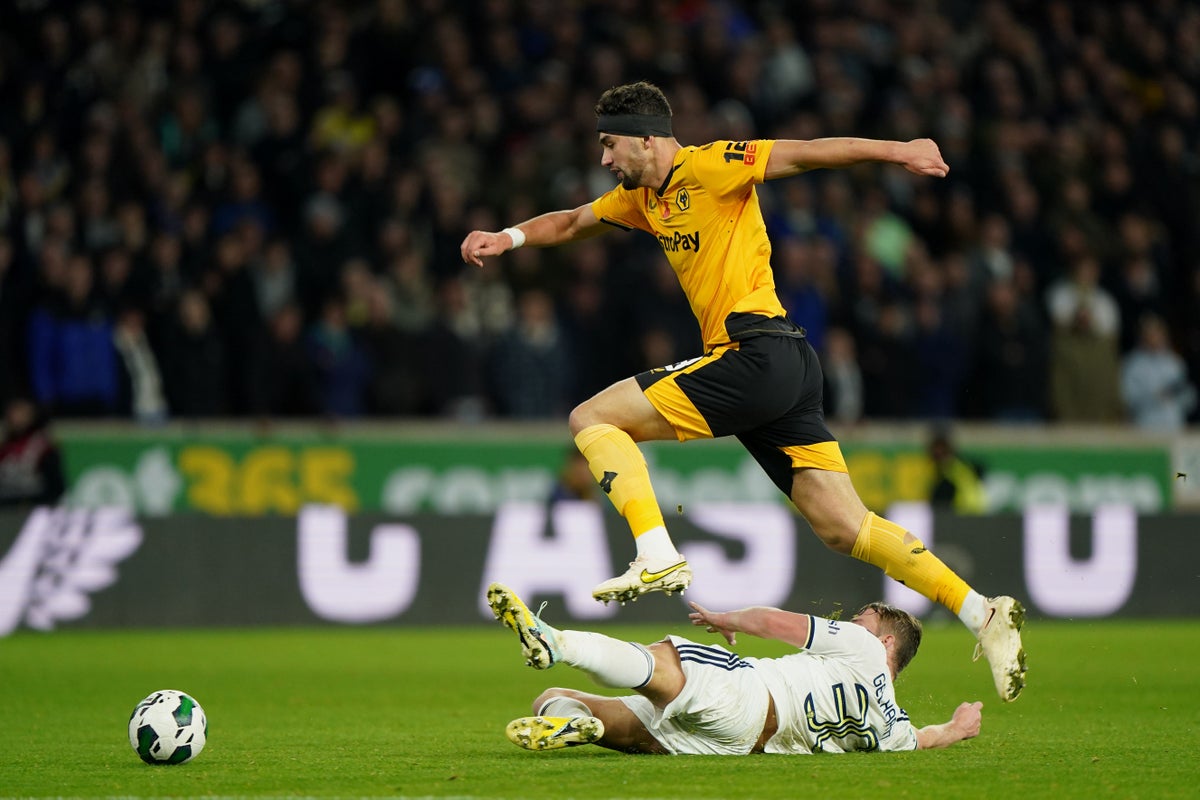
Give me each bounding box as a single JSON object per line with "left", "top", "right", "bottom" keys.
{"left": 1, "top": 0, "right": 1198, "bottom": 430}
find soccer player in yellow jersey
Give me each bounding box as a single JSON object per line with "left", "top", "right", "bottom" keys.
{"left": 461, "top": 81, "right": 1026, "bottom": 702}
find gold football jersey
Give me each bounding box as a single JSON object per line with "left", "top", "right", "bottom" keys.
{"left": 591, "top": 139, "right": 787, "bottom": 349}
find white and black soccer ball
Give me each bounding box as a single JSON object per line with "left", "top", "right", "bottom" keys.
{"left": 127, "top": 689, "right": 207, "bottom": 765}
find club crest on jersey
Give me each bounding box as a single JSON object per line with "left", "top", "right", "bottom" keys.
{"left": 676, "top": 188, "right": 690, "bottom": 210}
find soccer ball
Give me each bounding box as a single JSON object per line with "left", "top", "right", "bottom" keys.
{"left": 127, "top": 689, "right": 207, "bottom": 765}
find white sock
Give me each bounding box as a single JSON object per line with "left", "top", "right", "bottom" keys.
{"left": 559, "top": 630, "right": 656, "bottom": 688}
{"left": 958, "top": 590, "right": 987, "bottom": 634}
{"left": 537, "top": 696, "right": 592, "bottom": 718}
{"left": 634, "top": 526, "right": 680, "bottom": 561}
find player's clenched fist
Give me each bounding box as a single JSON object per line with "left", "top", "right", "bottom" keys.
{"left": 951, "top": 701, "right": 983, "bottom": 740}
{"left": 898, "top": 138, "right": 949, "bottom": 177}
{"left": 461, "top": 229, "right": 515, "bottom": 267}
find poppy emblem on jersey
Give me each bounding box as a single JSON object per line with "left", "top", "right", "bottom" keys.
{"left": 676, "top": 188, "right": 690, "bottom": 211}
{"left": 660, "top": 199, "right": 670, "bottom": 219}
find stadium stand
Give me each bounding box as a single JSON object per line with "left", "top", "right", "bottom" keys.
{"left": 0, "top": 0, "right": 1197, "bottom": 428}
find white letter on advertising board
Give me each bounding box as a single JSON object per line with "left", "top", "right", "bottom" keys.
{"left": 298, "top": 504, "right": 420, "bottom": 623}
{"left": 681, "top": 503, "right": 795, "bottom": 610}
{"left": 1024, "top": 504, "right": 1137, "bottom": 616}
{"left": 479, "top": 501, "right": 617, "bottom": 621}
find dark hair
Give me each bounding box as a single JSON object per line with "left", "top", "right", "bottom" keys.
{"left": 594, "top": 81, "right": 672, "bottom": 117}
{"left": 857, "top": 602, "right": 923, "bottom": 673}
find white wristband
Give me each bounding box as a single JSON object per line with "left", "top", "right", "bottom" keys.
{"left": 502, "top": 226, "right": 526, "bottom": 250}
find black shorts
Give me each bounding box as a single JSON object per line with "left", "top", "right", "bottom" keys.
{"left": 636, "top": 321, "right": 848, "bottom": 495}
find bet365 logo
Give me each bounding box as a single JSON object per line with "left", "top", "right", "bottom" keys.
{"left": 0, "top": 508, "right": 142, "bottom": 636}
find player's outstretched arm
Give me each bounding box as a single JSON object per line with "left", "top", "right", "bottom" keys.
{"left": 460, "top": 203, "right": 606, "bottom": 267}
{"left": 915, "top": 701, "right": 983, "bottom": 749}
{"left": 763, "top": 138, "right": 949, "bottom": 181}
{"left": 687, "top": 602, "right": 812, "bottom": 648}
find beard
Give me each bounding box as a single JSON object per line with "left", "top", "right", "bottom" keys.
{"left": 619, "top": 162, "right": 647, "bottom": 189}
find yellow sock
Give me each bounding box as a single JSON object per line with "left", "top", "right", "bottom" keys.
{"left": 573, "top": 424, "right": 665, "bottom": 537}
{"left": 850, "top": 512, "right": 971, "bottom": 614}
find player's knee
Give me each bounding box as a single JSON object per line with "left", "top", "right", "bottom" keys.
{"left": 531, "top": 687, "right": 570, "bottom": 714}
{"left": 568, "top": 404, "right": 596, "bottom": 436}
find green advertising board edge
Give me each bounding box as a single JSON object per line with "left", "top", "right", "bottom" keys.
{"left": 54, "top": 423, "right": 1176, "bottom": 515}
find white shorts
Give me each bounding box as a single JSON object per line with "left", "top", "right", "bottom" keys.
{"left": 619, "top": 636, "right": 770, "bottom": 755}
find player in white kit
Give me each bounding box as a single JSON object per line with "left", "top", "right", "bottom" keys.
{"left": 488, "top": 583, "right": 983, "bottom": 754}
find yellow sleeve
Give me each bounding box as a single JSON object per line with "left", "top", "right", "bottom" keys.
{"left": 690, "top": 140, "right": 776, "bottom": 201}
{"left": 591, "top": 186, "right": 649, "bottom": 232}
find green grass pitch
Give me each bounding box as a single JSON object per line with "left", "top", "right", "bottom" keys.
{"left": 1, "top": 618, "right": 1197, "bottom": 799}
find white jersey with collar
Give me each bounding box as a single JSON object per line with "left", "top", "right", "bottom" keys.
{"left": 746, "top": 614, "right": 919, "bottom": 754}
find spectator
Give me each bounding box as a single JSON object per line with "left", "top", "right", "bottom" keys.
{"left": 310, "top": 71, "right": 376, "bottom": 155}
{"left": 858, "top": 300, "right": 917, "bottom": 419}
{"left": 296, "top": 193, "right": 354, "bottom": 319}
{"left": 861, "top": 186, "right": 916, "bottom": 280}
{"left": 927, "top": 426, "right": 987, "bottom": 515}
{"left": 251, "top": 90, "right": 307, "bottom": 230}
{"left": 205, "top": 231, "right": 262, "bottom": 413}
{"left": 559, "top": 276, "right": 625, "bottom": 405}
{"left": 112, "top": 306, "right": 167, "bottom": 424}
{"left": 27, "top": 254, "right": 119, "bottom": 416}
{"left": 0, "top": 235, "right": 29, "bottom": 400}
{"left": 158, "top": 84, "right": 217, "bottom": 171}
{"left": 1045, "top": 256, "right": 1121, "bottom": 339}
{"left": 249, "top": 237, "right": 298, "bottom": 322}
{"left": 1112, "top": 255, "right": 1163, "bottom": 346}
{"left": 0, "top": 397, "right": 66, "bottom": 508}
{"left": 489, "top": 288, "right": 572, "bottom": 419}
{"left": 913, "top": 297, "right": 967, "bottom": 419}
{"left": 970, "top": 280, "right": 1047, "bottom": 422}
{"left": 1049, "top": 303, "right": 1123, "bottom": 423}
{"left": 26, "top": 128, "right": 70, "bottom": 202}
{"left": 143, "top": 231, "right": 186, "bottom": 341}
{"left": 1120, "top": 313, "right": 1196, "bottom": 432}
{"left": 462, "top": 258, "right": 516, "bottom": 342}
{"left": 821, "top": 326, "right": 864, "bottom": 427}
{"left": 0, "top": 1, "right": 1197, "bottom": 426}
{"left": 211, "top": 156, "right": 275, "bottom": 237}
{"left": 384, "top": 248, "right": 436, "bottom": 334}
{"left": 1046, "top": 257, "right": 1123, "bottom": 422}
{"left": 360, "top": 283, "right": 423, "bottom": 416}
{"left": 97, "top": 246, "right": 143, "bottom": 314}
{"left": 775, "top": 237, "right": 830, "bottom": 354}
{"left": 1178, "top": 269, "right": 1200, "bottom": 423}
{"left": 161, "top": 289, "right": 227, "bottom": 417}
{"left": 631, "top": 260, "right": 703, "bottom": 367}
{"left": 418, "top": 276, "right": 488, "bottom": 419}
{"left": 0, "top": 139, "right": 20, "bottom": 231}
{"left": 246, "top": 303, "right": 317, "bottom": 418}
{"left": 77, "top": 178, "right": 121, "bottom": 254}
{"left": 307, "top": 296, "right": 370, "bottom": 418}
{"left": 339, "top": 257, "right": 376, "bottom": 329}
{"left": 548, "top": 447, "right": 598, "bottom": 504}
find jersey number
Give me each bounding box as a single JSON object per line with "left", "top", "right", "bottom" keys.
{"left": 804, "top": 683, "right": 878, "bottom": 751}
{"left": 722, "top": 141, "right": 758, "bottom": 165}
